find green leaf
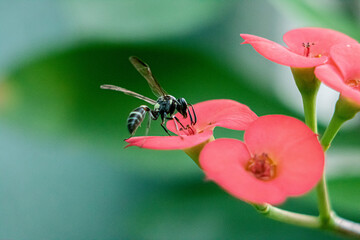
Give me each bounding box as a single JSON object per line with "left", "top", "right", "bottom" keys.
{"left": 0, "top": 1, "right": 232, "bottom": 70}
{"left": 328, "top": 177, "right": 360, "bottom": 220}
{"left": 62, "top": 1, "right": 230, "bottom": 40}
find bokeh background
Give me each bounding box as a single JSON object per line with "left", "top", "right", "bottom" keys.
{"left": 1, "top": 0, "right": 360, "bottom": 239}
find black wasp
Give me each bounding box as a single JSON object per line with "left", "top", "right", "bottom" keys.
{"left": 100, "top": 56, "right": 197, "bottom": 137}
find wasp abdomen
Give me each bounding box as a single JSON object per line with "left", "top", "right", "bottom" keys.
{"left": 127, "top": 106, "right": 148, "bottom": 135}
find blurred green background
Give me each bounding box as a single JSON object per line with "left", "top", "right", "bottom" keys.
{"left": 1, "top": 0, "right": 360, "bottom": 239}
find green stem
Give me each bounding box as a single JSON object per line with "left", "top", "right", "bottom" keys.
{"left": 315, "top": 175, "right": 332, "bottom": 224}
{"left": 301, "top": 91, "right": 332, "bottom": 224}
{"left": 253, "top": 204, "right": 321, "bottom": 229}
{"left": 316, "top": 96, "right": 360, "bottom": 223}
{"left": 320, "top": 96, "right": 360, "bottom": 152}
{"left": 320, "top": 114, "right": 345, "bottom": 152}
{"left": 332, "top": 215, "right": 360, "bottom": 238}
{"left": 301, "top": 92, "right": 317, "bottom": 132}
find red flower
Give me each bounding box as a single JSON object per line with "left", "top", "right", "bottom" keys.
{"left": 125, "top": 99, "right": 258, "bottom": 150}
{"left": 199, "top": 115, "right": 324, "bottom": 205}
{"left": 240, "top": 28, "right": 357, "bottom": 68}
{"left": 315, "top": 43, "right": 360, "bottom": 105}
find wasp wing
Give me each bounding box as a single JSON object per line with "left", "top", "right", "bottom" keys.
{"left": 100, "top": 84, "right": 157, "bottom": 105}
{"left": 129, "top": 56, "right": 168, "bottom": 97}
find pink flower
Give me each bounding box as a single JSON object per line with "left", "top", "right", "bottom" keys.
{"left": 125, "top": 99, "right": 258, "bottom": 150}
{"left": 240, "top": 28, "right": 357, "bottom": 68}
{"left": 315, "top": 43, "right": 360, "bottom": 105}
{"left": 199, "top": 115, "right": 324, "bottom": 205}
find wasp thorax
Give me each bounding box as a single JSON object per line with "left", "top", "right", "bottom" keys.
{"left": 246, "top": 153, "right": 276, "bottom": 181}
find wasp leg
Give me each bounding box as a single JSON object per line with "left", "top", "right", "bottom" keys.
{"left": 187, "top": 108, "right": 194, "bottom": 126}
{"left": 174, "top": 116, "right": 186, "bottom": 130}
{"left": 160, "top": 123, "right": 172, "bottom": 136}
{"left": 145, "top": 110, "right": 155, "bottom": 137}
{"left": 173, "top": 117, "right": 184, "bottom": 139}
{"left": 139, "top": 109, "right": 159, "bottom": 147}
{"left": 160, "top": 112, "right": 172, "bottom": 136}
{"left": 166, "top": 116, "right": 186, "bottom": 130}
{"left": 166, "top": 116, "right": 185, "bottom": 139}
{"left": 188, "top": 104, "right": 197, "bottom": 125}
{"left": 125, "top": 130, "right": 136, "bottom": 140}
{"left": 139, "top": 112, "right": 152, "bottom": 148}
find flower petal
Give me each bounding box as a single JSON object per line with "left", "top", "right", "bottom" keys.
{"left": 240, "top": 34, "right": 327, "bottom": 68}
{"left": 167, "top": 99, "right": 258, "bottom": 133}
{"left": 315, "top": 63, "right": 360, "bottom": 105}
{"left": 341, "top": 87, "right": 360, "bottom": 106}
{"left": 315, "top": 63, "right": 349, "bottom": 93}
{"left": 283, "top": 27, "right": 358, "bottom": 57}
{"left": 200, "top": 138, "right": 287, "bottom": 205}
{"left": 125, "top": 130, "right": 213, "bottom": 150}
{"left": 330, "top": 44, "right": 360, "bottom": 81}
{"left": 244, "top": 115, "right": 324, "bottom": 196}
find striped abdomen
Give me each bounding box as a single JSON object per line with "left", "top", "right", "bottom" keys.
{"left": 127, "top": 106, "right": 147, "bottom": 135}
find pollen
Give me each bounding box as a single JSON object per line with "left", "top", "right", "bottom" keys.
{"left": 246, "top": 153, "right": 276, "bottom": 181}
{"left": 180, "top": 125, "right": 197, "bottom": 136}
{"left": 347, "top": 79, "right": 360, "bottom": 90}
{"left": 302, "top": 42, "right": 315, "bottom": 57}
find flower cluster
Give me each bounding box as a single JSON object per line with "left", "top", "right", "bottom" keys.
{"left": 123, "top": 27, "right": 359, "bottom": 207}
{"left": 241, "top": 27, "right": 360, "bottom": 106}
{"left": 315, "top": 44, "right": 360, "bottom": 106}
{"left": 100, "top": 26, "right": 360, "bottom": 237}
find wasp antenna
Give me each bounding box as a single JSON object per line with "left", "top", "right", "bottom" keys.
{"left": 129, "top": 56, "right": 148, "bottom": 67}
{"left": 100, "top": 84, "right": 115, "bottom": 89}
{"left": 129, "top": 56, "right": 137, "bottom": 61}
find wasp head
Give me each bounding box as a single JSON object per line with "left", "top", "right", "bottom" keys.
{"left": 177, "top": 97, "right": 188, "bottom": 118}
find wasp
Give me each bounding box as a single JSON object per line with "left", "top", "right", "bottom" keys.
{"left": 101, "top": 56, "right": 197, "bottom": 137}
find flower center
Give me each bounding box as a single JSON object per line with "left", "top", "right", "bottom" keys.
{"left": 245, "top": 153, "right": 276, "bottom": 181}
{"left": 179, "top": 125, "right": 197, "bottom": 136}
{"left": 346, "top": 79, "right": 360, "bottom": 91}
{"left": 302, "top": 42, "right": 315, "bottom": 57}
